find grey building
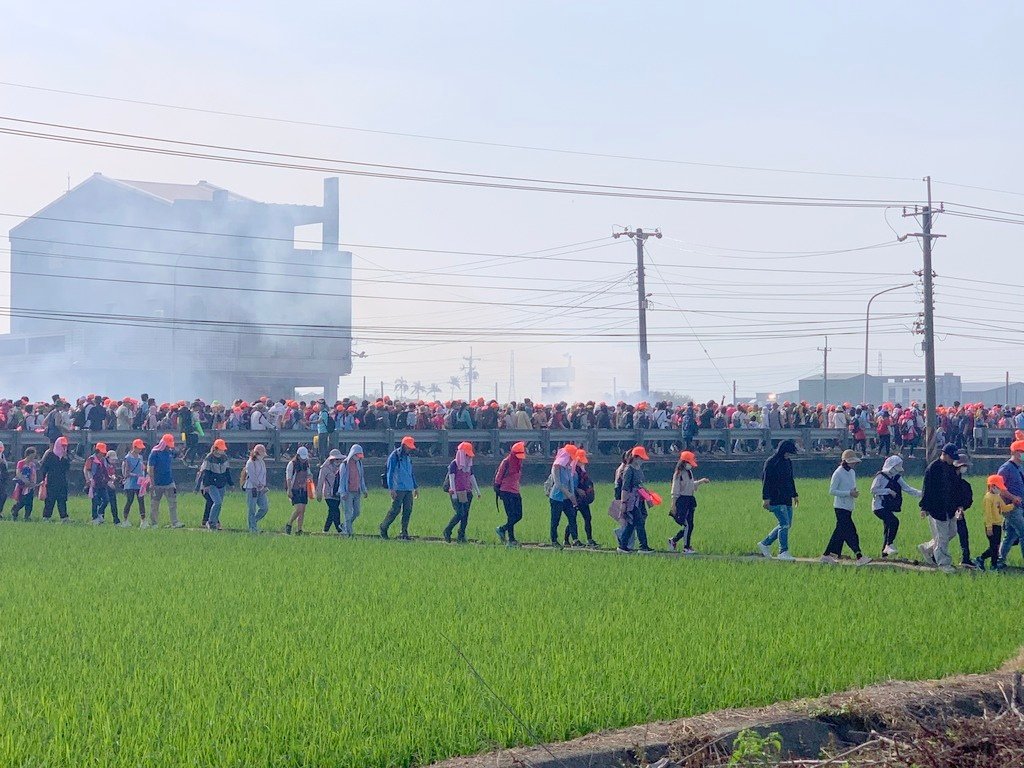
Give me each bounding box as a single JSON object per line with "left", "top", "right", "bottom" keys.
{"left": 798, "top": 374, "right": 884, "bottom": 406}
{"left": 962, "top": 382, "right": 1024, "bottom": 405}
{"left": 4, "top": 174, "right": 352, "bottom": 401}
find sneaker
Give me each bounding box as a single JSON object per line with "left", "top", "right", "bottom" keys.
{"left": 202, "top": 522, "right": 212, "bottom": 530}
{"left": 139, "top": 520, "right": 150, "bottom": 529}
{"left": 285, "top": 524, "right": 292, "bottom": 535}
{"left": 883, "top": 544, "right": 898, "bottom": 556}
{"left": 776, "top": 551, "right": 796, "bottom": 561}
{"left": 668, "top": 538, "right": 677, "bottom": 552}
{"left": 90, "top": 518, "right": 102, "bottom": 525}
{"left": 397, "top": 533, "right": 411, "bottom": 541}
{"left": 60, "top": 517, "right": 72, "bottom": 524}
{"left": 961, "top": 560, "right": 978, "bottom": 570}
{"left": 118, "top": 520, "right": 131, "bottom": 528}
{"left": 939, "top": 565, "right": 956, "bottom": 574}
{"left": 819, "top": 555, "right": 839, "bottom": 564}
{"left": 171, "top": 522, "right": 185, "bottom": 529}
{"left": 855, "top": 556, "right": 873, "bottom": 566}
{"left": 379, "top": 526, "right": 389, "bottom": 540}
{"left": 495, "top": 526, "right": 506, "bottom": 544}
{"left": 917, "top": 543, "right": 936, "bottom": 565}
{"left": 616, "top": 546, "right": 633, "bottom": 554}
{"left": 549, "top": 541, "right": 562, "bottom": 549}
{"left": 758, "top": 542, "right": 772, "bottom": 559}
{"left": 587, "top": 540, "right": 599, "bottom": 549}
{"left": 682, "top": 547, "right": 696, "bottom": 555}
{"left": 443, "top": 534, "right": 452, "bottom": 544}
{"left": 994, "top": 560, "right": 1007, "bottom": 571}
{"left": 972, "top": 557, "right": 986, "bottom": 572}
{"left": 506, "top": 540, "right": 520, "bottom": 548}
{"left": 637, "top": 546, "right": 655, "bottom": 554}
{"left": 295, "top": 530, "right": 304, "bottom": 536}
{"left": 570, "top": 540, "right": 584, "bottom": 548}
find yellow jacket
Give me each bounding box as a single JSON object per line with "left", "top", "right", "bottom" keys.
{"left": 983, "top": 491, "right": 1014, "bottom": 531}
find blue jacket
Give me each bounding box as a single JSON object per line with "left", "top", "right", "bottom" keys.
{"left": 386, "top": 447, "right": 417, "bottom": 491}
{"left": 998, "top": 460, "right": 1024, "bottom": 505}
{"left": 548, "top": 464, "right": 576, "bottom": 502}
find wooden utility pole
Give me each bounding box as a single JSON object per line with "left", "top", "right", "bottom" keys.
{"left": 613, "top": 227, "right": 661, "bottom": 399}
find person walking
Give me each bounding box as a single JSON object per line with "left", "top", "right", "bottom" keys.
{"left": 243, "top": 444, "right": 270, "bottom": 532}
{"left": 494, "top": 441, "right": 525, "bottom": 546}
{"left": 758, "top": 439, "right": 799, "bottom": 561}
{"left": 9, "top": 447, "right": 38, "bottom": 520}
{"left": 869, "top": 455, "right": 921, "bottom": 557}
{"left": 572, "top": 449, "right": 598, "bottom": 548}
{"left": 548, "top": 445, "right": 579, "bottom": 548}
{"left": 381, "top": 436, "right": 418, "bottom": 540}
{"left": 443, "top": 441, "right": 480, "bottom": 543}
{"left": 616, "top": 446, "right": 653, "bottom": 553}
{"left": 39, "top": 436, "right": 72, "bottom": 522}
{"left": 85, "top": 442, "right": 110, "bottom": 524}
{"left": 821, "top": 450, "right": 871, "bottom": 565}
{"left": 284, "top": 446, "right": 311, "bottom": 535}
{"left": 974, "top": 474, "right": 1014, "bottom": 570}
{"left": 147, "top": 433, "right": 183, "bottom": 529}
{"left": 994, "top": 439, "right": 1024, "bottom": 570}
{"left": 103, "top": 450, "right": 123, "bottom": 525}
{"left": 952, "top": 451, "right": 976, "bottom": 568}
{"left": 669, "top": 450, "right": 709, "bottom": 554}
{"left": 0, "top": 441, "right": 9, "bottom": 519}
{"left": 917, "top": 442, "right": 962, "bottom": 571}
{"left": 121, "top": 439, "right": 148, "bottom": 527}
{"left": 339, "top": 444, "right": 367, "bottom": 536}
{"left": 317, "top": 449, "right": 344, "bottom": 534}
{"left": 199, "top": 438, "right": 233, "bottom": 531}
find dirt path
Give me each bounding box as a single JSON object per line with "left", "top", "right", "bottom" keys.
{"left": 430, "top": 652, "right": 1024, "bottom": 768}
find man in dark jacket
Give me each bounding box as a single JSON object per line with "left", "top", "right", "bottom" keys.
{"left": 918, "top": 442, "right": 961, "bottom": 570}
{"left": 758, "top": 439, "right": 799, "bottom": 560}
{"left": 952, "top": 451, "right": 975, "bottom": 568}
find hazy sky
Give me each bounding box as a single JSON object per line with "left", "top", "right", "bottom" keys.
{"left": 2, "top": 1, "right": 1022, "bottom": 402}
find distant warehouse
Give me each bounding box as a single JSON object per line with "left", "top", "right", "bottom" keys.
{"left": 4, "top": 174, "right": 352, "bottom": 401}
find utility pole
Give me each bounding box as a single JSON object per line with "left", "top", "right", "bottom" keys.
{"left": 904, "top": 177, "right": 945, "bottom": 461}
{"left": 818, "top": 336, "right": 832, "bottom": 405}
{"left": 864, "top": 283, "right": 913, "bottom": 404}
{"left": 732, "top": 380, "right": 737, "bottom": 404}
{"left": 461, "top": 347, "right": 477, "bottom": 402}
{"left": 613, "top": 227, "right": 661, "bottom": 399}
{"left": 1007, "top": 371, "right": 1010, "bottom": 406}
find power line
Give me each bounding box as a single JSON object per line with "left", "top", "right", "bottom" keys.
{"left": 0, "top": 118, "right": 925, "bottom": 208}
{"left": 0, "top": 80, "right": 920, "bottom": 182}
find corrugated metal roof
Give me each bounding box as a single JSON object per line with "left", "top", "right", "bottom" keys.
{"left": 115, "top": 179, "right": 253, "bottom": 203}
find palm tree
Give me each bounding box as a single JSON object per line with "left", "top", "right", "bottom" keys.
{"left": 426, "top": 383, "right": 442, "bottom": 400}
{"left": 410, "top": 381, "right": 426, "bottom": 398}
{"left": 448, "top": 376, "right": 461, "bottom": 400}
{"left": 393, "top": 377, "right": 409, "bottom": 398}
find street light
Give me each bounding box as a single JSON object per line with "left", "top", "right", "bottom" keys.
{"left": 864, "top": 283, "right": 914, "bottom": 404}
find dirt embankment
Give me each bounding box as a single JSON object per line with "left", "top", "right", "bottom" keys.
{"left": 431, "top": 651, "right": 1024, "bottom": 768}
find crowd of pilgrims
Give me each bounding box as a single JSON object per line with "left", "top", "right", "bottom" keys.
{"left": 1, "top": 397, "right": 1023, "bottom": 574}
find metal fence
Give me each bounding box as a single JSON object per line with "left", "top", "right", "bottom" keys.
{"left": 0, "top": 426, "right": 856, "bottom": 462}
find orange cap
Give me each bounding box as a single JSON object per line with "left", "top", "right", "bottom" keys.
{"left": 563, "top": 444, "right": 579, "bottom": 457}
{"left": 511, "top": 441, "right": 526, "bottom": 457}
{"left": 575, "top": 449, "right": 589, "bottom": 464}
{"left": 94, "top": 442, "right": 108, "bottom": 454}
{"left": 1012, "top": 440, "right": 1024, "bottom": 454}
{"left": 457, "top": 441, "right": 475, "bottom": 457}
{"left": 679, "top": 450, "right": 698, "bottom": 467}
{"left": 400, "top": 436, "right": 416, "bottom": 450}
{"left": 131, "top": 438, "right": 146, "bottom": 450}
{"left": 631, "top": 446, "right": 650, "bottom": 461}
{"left": 988, "top": 474, "right": 1007, "bottom": 491}
{"left": 212, "top": 438, "right": 227, "bottom": 451}
{"left": 161, "top": 433, "right": 175, "bottom": 447}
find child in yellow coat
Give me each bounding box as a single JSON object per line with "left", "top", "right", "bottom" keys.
{"left": 974, "top": 474, "right": 1015, "bottom": 570}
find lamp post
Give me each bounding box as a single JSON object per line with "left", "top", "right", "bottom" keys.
{"left": 864, "top": 283, "right": 914, "bottom": 404}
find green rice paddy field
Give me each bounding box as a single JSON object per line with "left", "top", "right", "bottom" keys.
{"left": 0, "top": 477, "right": 1021, "bottom": 767}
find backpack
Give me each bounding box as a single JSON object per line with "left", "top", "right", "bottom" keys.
{"left": 325, "top": 412, "right": 336, "bottom": 433}
{"left": 543, "top": 469, "right": 555, "bottom": 495}
{"left": 901, "top": 420, "right": 916, "bottom": 440}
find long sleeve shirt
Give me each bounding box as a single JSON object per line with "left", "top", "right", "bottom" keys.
{"left": 829, "top": 466, "right": 858, "bottom": 511}
{"left": 386, "top": 448, "right": 417, "bottom": 491}
{"left": 870, "top": 472, "right": 921, "bottom": 512}
{"left": 243, "top": 458, "right": 267, "bottom": 491}
{"left": 983, "top": 491, "right": 1014, "bottom": 530}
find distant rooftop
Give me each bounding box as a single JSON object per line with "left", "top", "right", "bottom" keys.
{"left": 115, "top": 178, "right": 253, "bottom": 203}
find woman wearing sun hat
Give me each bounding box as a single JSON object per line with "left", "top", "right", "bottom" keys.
{"left": 444, "top": 441, "right": 480, "bottom": 543}
{"left": 121, "top": 438, "right": 148, "bottom": 527}
{"left": 494, "top": 441, "right": 525, "bottom": 546}
{"left": 284, "top": 446, "right": 312, "bottom": 535}
{"left": 548, "top": 444, "right": 580, "bottom": 547}
{"left": 821, "top": 449, "right": 871, "bottom": 566}
{"left": 617, "top": 445, "right": 654, "bottom": 553}
{"left": 199, "top": 438, "right": 233, "bottom": 531}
